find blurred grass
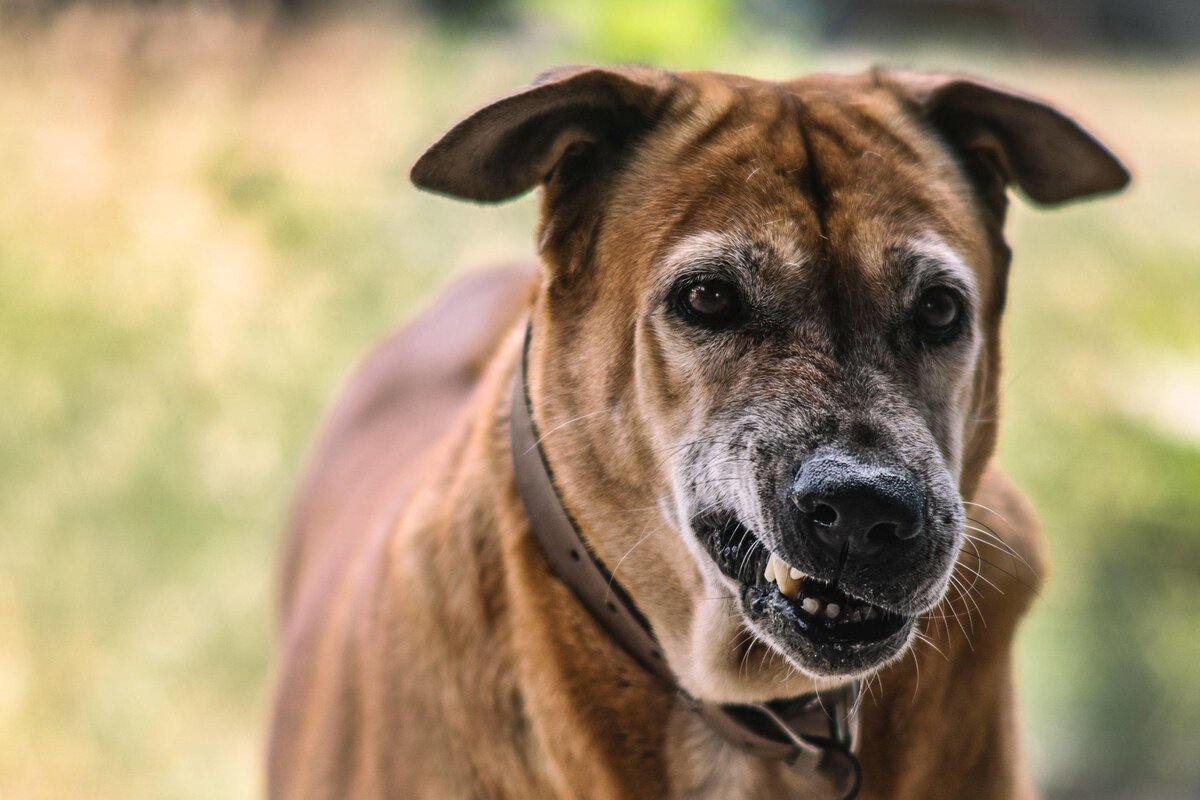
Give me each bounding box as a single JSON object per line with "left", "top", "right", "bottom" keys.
{"left": 0, "top": 5, "right": 1196, "bottom": 800}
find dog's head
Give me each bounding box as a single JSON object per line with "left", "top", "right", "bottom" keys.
{"left": 413, "top": 67, "right": 1127, "bottom": 699}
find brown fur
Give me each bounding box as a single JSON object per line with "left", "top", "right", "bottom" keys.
{"left": 268, "top": 67, "right": 1126, "bottom": 799}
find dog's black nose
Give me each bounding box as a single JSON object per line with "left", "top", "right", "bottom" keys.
{"left": 791, "top": 451, "right": 924, "bottom": 564}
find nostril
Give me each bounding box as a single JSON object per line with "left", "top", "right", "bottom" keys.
{"left": 867, "top": 521, "right": 899, "bottom": 544}
{"left": 809, "top": 504, "right": 838, "bottom": 527}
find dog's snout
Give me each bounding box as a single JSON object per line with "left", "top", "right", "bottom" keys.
{"left": 790, "top": 452, "right": 924, "bottom": 564}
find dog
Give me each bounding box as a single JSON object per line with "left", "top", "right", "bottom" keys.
{"left": 267, "top": 65, "right": 1128, "bottom": 799}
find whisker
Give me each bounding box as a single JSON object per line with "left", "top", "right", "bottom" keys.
{"left": 964, "top": 525, "right": 1030, "bottom": 569}
{"left": 965, "top": 518, "right": 1032, "bottom": 570}
{"left": 962, "top": 500, "right": 1009, "bottom": 524}
{"left": 913, "top": 627, "right": 947, "bottom": 662}
{"left": 529, "top": 408, "right": 610, "bottom": 450}
{"left": 960, "top": 540, "right": 1042, "bottom": 597}
{"left": 907, "top": 643, "right": 922, "bottom": 703}
{"left": 605, "top": 522, "right": 663, "bottom": 600}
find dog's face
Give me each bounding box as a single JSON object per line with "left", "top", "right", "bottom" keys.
{"left": 414, "top": 67, "right": 1127, "bottom": 698}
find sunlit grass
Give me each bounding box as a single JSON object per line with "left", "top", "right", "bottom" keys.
{"left": 0, "top": 7, "right": 1196, "bottom": 800}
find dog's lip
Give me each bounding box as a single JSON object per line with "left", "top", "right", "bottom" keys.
{"left": 694, "top": 510, "right": 915, "bottom": 646}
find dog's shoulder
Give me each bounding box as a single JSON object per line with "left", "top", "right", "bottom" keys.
{"left": 968, "top": 462, "right": 1049, "bottom": 622}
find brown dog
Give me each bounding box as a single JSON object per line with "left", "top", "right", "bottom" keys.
{"left": 267, "top": 66, "right": 1128, "bottom": 799}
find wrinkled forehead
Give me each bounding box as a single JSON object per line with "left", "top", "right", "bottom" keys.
{"left": 607, "top": 72, "right": 994, "bottom": 292}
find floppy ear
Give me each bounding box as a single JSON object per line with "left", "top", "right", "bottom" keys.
{"left": 410, "top": 65, "right": 677, "bottom": 203}
{"left": 887, "top": 71, "right": 1131, "bottom": 209}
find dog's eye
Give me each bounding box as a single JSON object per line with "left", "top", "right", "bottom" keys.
{"left": 913, "top": 287, "right": 963, "bottom": 339}
{"left": 676, "top": 279, "right": 744, "bottom": 329}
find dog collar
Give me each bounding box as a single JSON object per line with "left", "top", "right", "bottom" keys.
{"left": 509, "top": 325, "right": 862, "bottom": 799}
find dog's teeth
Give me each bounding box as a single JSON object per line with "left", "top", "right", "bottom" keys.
{"left": 777, "top": 569, "right": 801, "bottom": 599}
{"left": 801, "top": 597, "right": 821, "bottom": 615}
{"left": 788, "top": 567, "right": 804, "bottom": 580}
{"left": 764, "top": 553, "right": 802, "bottom": 598}
{"left": 765, "top": 553, "right": 783, "bottom": 584}
{"left": 825, "top": 603, "right": 841, "bottom": 619}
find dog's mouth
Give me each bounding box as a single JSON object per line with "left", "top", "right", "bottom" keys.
{"left": 757, "top": 552, "right": 910, "bottom": 642}
{"left": 696, "top": 511, "right": 916, "bottom": 675}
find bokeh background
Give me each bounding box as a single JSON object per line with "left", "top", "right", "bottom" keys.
{"left": 1, "top": 1, "right": 1197, "bottom": 798}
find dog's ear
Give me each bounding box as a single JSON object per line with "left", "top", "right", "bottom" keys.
{"left": 411, "top": 65, "right": 677, "bottom": 203}
{"left": 886, "top": 71, "right": 1130, "bottom": 212}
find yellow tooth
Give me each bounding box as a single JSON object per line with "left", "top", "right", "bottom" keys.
{"left": 788, "top": 567, "right": 804, "bottom": 581}
{"left": 764, "top": 554, "right": 778, "bottom": 583}
{"left": 778, "top": 568, "right": 801, "bottom": 599}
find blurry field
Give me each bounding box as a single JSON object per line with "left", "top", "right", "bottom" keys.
{"left": 0, "top": 7, "right": 1197, "bottom": 800}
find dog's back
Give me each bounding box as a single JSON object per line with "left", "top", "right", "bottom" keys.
{"left": 279, "top": 265, "right": 534, "bottom": 618}
{"left": 270, "top": 265, "right": 533, "bottom": 793}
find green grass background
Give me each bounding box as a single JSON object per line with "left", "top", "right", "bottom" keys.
{"left": 0, "top": 5, "right": 1197, "bottom": 799}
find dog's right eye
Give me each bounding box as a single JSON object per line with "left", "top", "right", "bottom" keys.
{"left": 912, "top": 286, "right": 965, "bottom": 342}
{"left": 674, "top": 279, "right": 745, "bottom": 329}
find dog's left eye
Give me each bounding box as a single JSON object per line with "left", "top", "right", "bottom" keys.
{"left": 675, "top": 279, "right": 744, "bottom": 329}
{"left": 913, "top": 287, "right": 964, "bottom": 340}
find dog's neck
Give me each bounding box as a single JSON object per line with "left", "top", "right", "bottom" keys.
{"left": 441, "top": 323, "right": 1043, "bottom": 799}
{"left": 510, "top": 322, "right": 861, "bottom": 795}
{"left": 459, "top": 327, "right": 818, "bottom": 798}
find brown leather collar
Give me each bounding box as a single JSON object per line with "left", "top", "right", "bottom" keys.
{"left": 509, "top": 325, "right": 862, "bottom": 799}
